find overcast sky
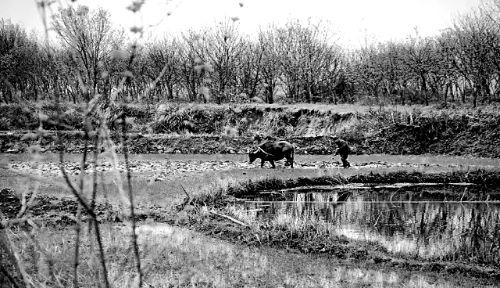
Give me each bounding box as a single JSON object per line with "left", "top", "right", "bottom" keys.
{"left": 0, "top": 0, "right": 484, "bottom": 48}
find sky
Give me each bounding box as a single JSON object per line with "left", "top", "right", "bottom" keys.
{"left": 0, "top": 0, "right": 484, "bottom": 49}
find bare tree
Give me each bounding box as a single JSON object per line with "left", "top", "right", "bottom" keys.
{"left": 52, "top": 6, "right": 115, "bottom": 102}
{"left": 450, "top": 10, "right": 499, "bottom": 106}
{"left": 0, "top": 19, "right": 40, "bottom": 103}
{"left": 236, "top": 39, "right": 263, "bottom": 100}
{"left": 258, "top": 27, "right": 281, "bottom": 103}
{"left": 202, "top": 20, "right": 244, "bottom": 103}
{"left": 179, "top": 30, "right": 205, "bottom": 102}
{"left": 145, "top": 38, "right": 181, "bottom": 101}
{"left": 350, "top": 46, "right": 385, "bottom": 101}
{"left": 399, "top": 37, "right": 440, "bottom": 105}
{"left": 274, "top": 20, "right": 343, "bottom": 103}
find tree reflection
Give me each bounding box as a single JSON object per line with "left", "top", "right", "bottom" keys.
{"left": 247, "top": 188, "right": 500, "bottom": 265}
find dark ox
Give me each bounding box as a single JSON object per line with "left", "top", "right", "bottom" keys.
{"left": 248, "top": 141, "right": 294, "bottom": 168}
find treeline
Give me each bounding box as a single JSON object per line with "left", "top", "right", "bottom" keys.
{"left": 1, "top": 4, "right": 499, "bottom": 107}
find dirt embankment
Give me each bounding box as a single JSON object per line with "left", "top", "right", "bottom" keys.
{"left": 1, "top": 103, "right": 499, "bottom": 157}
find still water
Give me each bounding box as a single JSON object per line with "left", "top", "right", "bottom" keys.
{"left": 239, "top": 184, "right": 500, "bottom": 266}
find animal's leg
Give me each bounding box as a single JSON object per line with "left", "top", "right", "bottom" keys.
{"left": 270, "top": 160, "right": 276, "bottom": 168}
{"left": 261, "top": 159, "right": 266, "bottom": 168}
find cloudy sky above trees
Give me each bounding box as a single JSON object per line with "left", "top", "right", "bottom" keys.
{"left": 0, "top": 0, "right": 484, "bottom": 48}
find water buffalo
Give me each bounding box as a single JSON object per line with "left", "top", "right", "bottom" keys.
{"left": 248, "top": 141, "right": 294, "bottom": 168}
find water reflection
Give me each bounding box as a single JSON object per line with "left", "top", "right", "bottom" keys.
{"left": 242, "top": 187, "right": 500, "bottom": 266}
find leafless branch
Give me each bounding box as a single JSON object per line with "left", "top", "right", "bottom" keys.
{"left": 209, "top": 211, "right": 248, "bottom": 227}
{"left": 121, "top": 113, "right": 143, "bottom": 287}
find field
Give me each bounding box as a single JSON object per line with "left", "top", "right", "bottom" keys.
{"left": 1, "top": 150, "right": 500, "bottom": 287}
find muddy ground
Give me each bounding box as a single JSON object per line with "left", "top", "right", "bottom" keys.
{"left": 3, "top": 153, "right": 499, "bottom": 179}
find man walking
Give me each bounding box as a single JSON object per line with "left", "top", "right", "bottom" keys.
{"left": 332, "top": 136, "right": 351, "bottom": 168}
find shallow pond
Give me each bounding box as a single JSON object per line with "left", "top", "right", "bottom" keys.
{"left": 239, "top": 184, "right": 500, "bottom": 266}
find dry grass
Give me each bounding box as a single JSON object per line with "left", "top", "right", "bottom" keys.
{"left": 334, "top": 225, "right": 458, "bottom": 260}
{"left": 8, "top": 223, "right": 474, "bottom": 288}
{"left": 155, "top": 102, "right": 500, "bottom": 115}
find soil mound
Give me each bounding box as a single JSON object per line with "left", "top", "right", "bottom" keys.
{"left": 0, "top": 188, "right": 21, "bottom": 219}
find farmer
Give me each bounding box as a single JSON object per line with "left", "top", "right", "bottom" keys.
{"left": 331, "top": 136, "right": 351, "bottom": 168}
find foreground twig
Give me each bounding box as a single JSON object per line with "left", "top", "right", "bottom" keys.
{"left": 91, "top": 218, "right": 110, "bottom": 288}
{"left": 90, "top": 131, "right": 100, "bottom": 212}
{"left": 177, "top": 185, "right": 192, "bottom": 210}
{"left": 15, "top": 184, "right": 38, "bottom": 220}
{"left": 209, "top": 211, "right": 248, "bottom": 227}
{"left": 58, "top": 161, "right": 96, "bottom": 218}
{"left": 57, "top": 122, "right": 109, "bottom": 288}
{"left": 121, "top": 112, "right": 143, "bottom": 287}
{"left": 0, "top": 211, "right": 28, "bottom": 288}
{"left": 73, "top": 123, "right": 90, "bottom": 288}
